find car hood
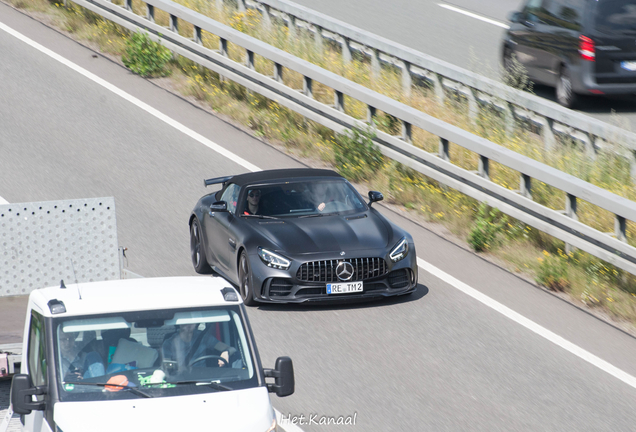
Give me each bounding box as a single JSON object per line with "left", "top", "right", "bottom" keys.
{"left": 53, "top": 387, "right": 274, "bottom": 432}
{"left": 255, "top": 211, "right": 393, "bottom": 254}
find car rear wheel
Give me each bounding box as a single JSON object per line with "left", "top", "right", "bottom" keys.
{"left": 556, "top": 66, "right": 577, "bottom": 108}
{"left": 238, "top": 251, "right": 257, "bottom": 306}
{"left": 190, "top": 219, "right": 212, "bottom": 274}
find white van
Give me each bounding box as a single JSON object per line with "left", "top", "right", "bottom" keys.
{"left": 9, "top": 277, "right": 293, "bottom": 432}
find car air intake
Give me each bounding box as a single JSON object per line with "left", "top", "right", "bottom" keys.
{"left": 296, "top": 258, "right": 388, "bottom": 283}
{"left": 269, "top": 278, "right": 293, "bottom": 297}
{"left": 388, "top": 269, "right": 410, "bottom": 289}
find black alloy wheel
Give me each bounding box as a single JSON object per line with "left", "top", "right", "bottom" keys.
{"left": 238, "top": 251, "right": 256, "bottom": 306}
{"left": 190, "top": 219, "right": 212, "bottom": 274}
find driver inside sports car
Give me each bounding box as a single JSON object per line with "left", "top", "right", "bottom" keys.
{"left": 162, "top": 324, "right": 235, "bottom": 371}
{"left": 243, "top": 188, "right": 262, "bottom": 215}
{"left": 306, "top": 182, "right": 344, "bottom": 212}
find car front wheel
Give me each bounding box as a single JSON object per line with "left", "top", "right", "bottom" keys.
{"left": 238, "top": 251, "right": 257, "bottom": 306}
{"left": 190, "top": 219, "right": 212, "bottom": 274}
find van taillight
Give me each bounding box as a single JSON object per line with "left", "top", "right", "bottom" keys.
{"left": 579, "top": 35, "right": 595, "bottom": 61}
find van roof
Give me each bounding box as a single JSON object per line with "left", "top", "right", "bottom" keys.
{"left": 28, "top": 276, "right": 240, "bottom": 318}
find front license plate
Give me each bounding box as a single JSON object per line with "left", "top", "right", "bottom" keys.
{"left": 327, "top": 281, "right": 363, "bottom": 294}
{"left": 621, "top": 61, "right": 636, "bottom": 72}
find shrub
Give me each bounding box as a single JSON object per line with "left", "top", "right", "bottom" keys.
{"left": 536, "top": 250, "right": 570, "bottom": 292}
{"left": 333, "top": 124, "right": 384, "bottom": 182}
{"left": 122, "top": 32, "right": 172, "bottom": 78}
{"left": 468, "top": 202, "right": 507, "bottom": 252}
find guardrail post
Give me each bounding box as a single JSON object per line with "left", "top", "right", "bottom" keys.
{"left": 334, "top": 91, "right": 344, "bottom": 112}
{"left": 367, "top": 105, "right": 376, "bottom": 124}
{"left": 246, "top": 49, "right": 255, "bottom": 70}
{"left": 237, "top": 0, "right": 246, "bottom": 13}
{"left": 439, "top": 138, "right": 450, "bottom": 162}
{"left": 615, "top": 215, "right": 627, "bottom": 243}
{"left": 124, "top": 0, "right": 132, "bottom": 11}
{"left": 219, "top": 38, "right": 228, "bottom": 83}
{"left": 632, "top": 151, "right": 636, "bottom": 181}
{"left": 479, "top": 155, "right": 490, "bottom": 180}
{"left": 170, "top": 14, "right": 178, "bottom": 33}
{"left": 401, "top": 121, "right": 412, "bottom": 144}
{"left": 371, "top": 49, "right": 381, "bottom": 79}
{"left": 303, "top": 76, "right": 313, "bottom": 98}
{"left": 286, "top": 14, "right": 297, "bottom": 42}
{"left": 146, "top": 3, "right": 154, "bottom": 22}
{"left": 541, "top": 117, "right": 557, "bottom": 152}
{"left": 341, "top": 37, "right": 352, "bottom": 64}
{"left": 400, "top": 60, "right": 411, "bottom": 97}
{"left": 565, "top": 193, "right": 578, "bottom": 255}
{"left": 194, "top": 26, "right": 202, "bottom": 44}
{"left": 504, "top": 104, "right": 515, "bottom": 137}
{"left": 273, "top": 62, "right": 283, "bottom": 83}
{"left": 520, "top": 174, "right": 532, "bottom": 199}
{"left": 313, "top": 25, "right": 323, "bottom": 54}
{"left": 261, "top": 4, "right": 272, "bottom": 30}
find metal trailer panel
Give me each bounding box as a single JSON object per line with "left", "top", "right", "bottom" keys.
{"left": 0, "top": 197, "right": 120, "bottom": 296}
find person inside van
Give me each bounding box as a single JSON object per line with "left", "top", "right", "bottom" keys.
{"left": 59, "top": 331, "right": 105, "bottom": 380}
{"left": 162, "top": 324, "right": 234, "bottom": 371}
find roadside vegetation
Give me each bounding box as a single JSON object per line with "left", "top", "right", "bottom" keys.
{"left": 7, "top": 0, "right": 636, "bottom": 330}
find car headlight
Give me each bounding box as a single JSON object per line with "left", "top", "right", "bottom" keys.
{"left": 258, "top": 247, "right": 291, "bottom": 270}
{"left": 389, "top": 237, "right": 409, "bottom": 262}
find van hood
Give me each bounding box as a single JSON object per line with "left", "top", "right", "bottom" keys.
{"left": 54, "top": 387, "right": 274, "bottom": 432}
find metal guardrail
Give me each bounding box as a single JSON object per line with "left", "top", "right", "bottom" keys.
{"left": 73, "top": 0, "right": 636, "bottom": 275}
{"left": 238, "top": 0, "right": 636, "bottom": 173}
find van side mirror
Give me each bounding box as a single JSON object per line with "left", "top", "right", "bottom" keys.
{"left": 210, "top": 201, "right": 228, "bottom": 212}
{"left": 264, "top": 356, "right": 294, "bottom": 397}
{"left": 368, "top": 191, "right": 383, "bottom": 207}
{"left": 10, "top": 374, "right": 46, "bottom": 415}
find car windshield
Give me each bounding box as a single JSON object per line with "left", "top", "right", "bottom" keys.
{"left": 54, "top": 305, "right": 257, "bottom": 401}
{"left": 240, "top": 179, "right": 367, "bottom": 217}
{"left": 594, "top": 1, "right": 636, "bottom": 33}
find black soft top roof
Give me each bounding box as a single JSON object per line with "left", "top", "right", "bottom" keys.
{"left": 206, "top": 168, "right": 343, "bottom": 188}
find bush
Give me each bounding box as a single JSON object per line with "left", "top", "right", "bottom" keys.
{"left": 122, "top": 32, "right": 172, "bottom": 78}
{"left": 536, "top": 250, "right": 570, "bottom": 292}
{"left": 333, "top": 124, "right": 384, "bottom": 182}
{"left": 468, "top": 202, "right": 507, "bottom": 252}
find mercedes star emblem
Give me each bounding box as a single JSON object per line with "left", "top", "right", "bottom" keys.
{"left": 336, "top": 261, "right": 354, "bottom": 281}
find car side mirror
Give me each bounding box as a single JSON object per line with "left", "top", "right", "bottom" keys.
{"left": 368, "top": 191, "right": 384, "bottom": 207}
{"left": 507, "top": 11, "right": 521, "bottom": 23}
{"left": 210, "top": 201, "right": 228, "bottom": 212}
{"left": 264, "top": 356, "right": 294, "bottom": 397}
{"left": 10, "top": 374, "right": 46, "bottom": 415}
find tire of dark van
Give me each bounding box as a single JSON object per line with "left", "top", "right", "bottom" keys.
{"left": 556, "top": 66, "right": 578, "bottom": 108}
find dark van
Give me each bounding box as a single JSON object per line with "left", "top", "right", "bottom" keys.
{"left": 502, "top": 0, "right": 636, "bottom": 107}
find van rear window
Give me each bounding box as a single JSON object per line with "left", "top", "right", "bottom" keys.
{"left": 594, "top": 1, "right": 636, "bottom": 33}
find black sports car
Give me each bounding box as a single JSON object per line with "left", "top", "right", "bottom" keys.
{"left": 189, "top": 169, "right": 418, "bottom": 305}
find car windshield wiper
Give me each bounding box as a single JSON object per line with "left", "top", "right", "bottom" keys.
{"left": 299, "top": 213, "right": 325, "bottom": 218}
{"left": 63, "top": 381, "right": 152, "bottom": 398}
{"left": 240, "top": 214, "right": 279, "bottom": 220}
{"left": 168, "top": 380, "right": 232, "bottom": 392}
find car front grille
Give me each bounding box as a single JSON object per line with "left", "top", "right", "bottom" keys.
{"left": 388, "top": 269, "right": 410, "bottom": 289}
{"left": 296, "top": 258, "right": 388, "bottom": 283}
{"left": 269, "top": 278, "right": 293, "bottom": 297}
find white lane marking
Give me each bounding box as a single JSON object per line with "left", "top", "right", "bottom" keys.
{"left": 418, "top": 257, "right": 636, "bottom": 390}
{"left": 438, "top": 4, "right": 510, "bottom": 29}
{"left": 0, "top": 22, "right": 260, "bottom": 174}
{"left": 0, "top": 196, "right": 8, "bottom": 205}
{"left": 2, "top": 10, "right": 634, "bottom": 400}
{"left": 275, "top": 409, "right": 305, "bottom": 432}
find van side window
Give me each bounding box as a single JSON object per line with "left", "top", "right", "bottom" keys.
{"left": 524, "top": 0, "right": 546, "bottom": 24}
{"left": 28, "top": 311, "right": 47, "bottom": 395}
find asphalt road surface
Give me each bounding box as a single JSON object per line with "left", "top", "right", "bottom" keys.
{"left": 2, "top": 2, "right": 636, "bottom": 431}
{"left": 289, "top": 0, "right": 636, "bottom": 131}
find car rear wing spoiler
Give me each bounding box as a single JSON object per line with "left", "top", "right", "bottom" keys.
{"left": 204, "top": 175, "right": 233, "bottom": 187}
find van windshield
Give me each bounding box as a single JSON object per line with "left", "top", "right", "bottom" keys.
{"left": 594, "top": 1, "right": 636, "bottom": 33}
{"left": 54, "top": 305, "right": 259, "bottom": 401}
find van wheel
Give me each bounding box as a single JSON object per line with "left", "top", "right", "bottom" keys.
{"left": 556, "top": 66, "right": 577, "bottom": 108}
{"left": 238, "top": 252, "right": 257, "bottom": 306}
{"left": 190, "top": 219, "right": 212, "bottom": 274}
